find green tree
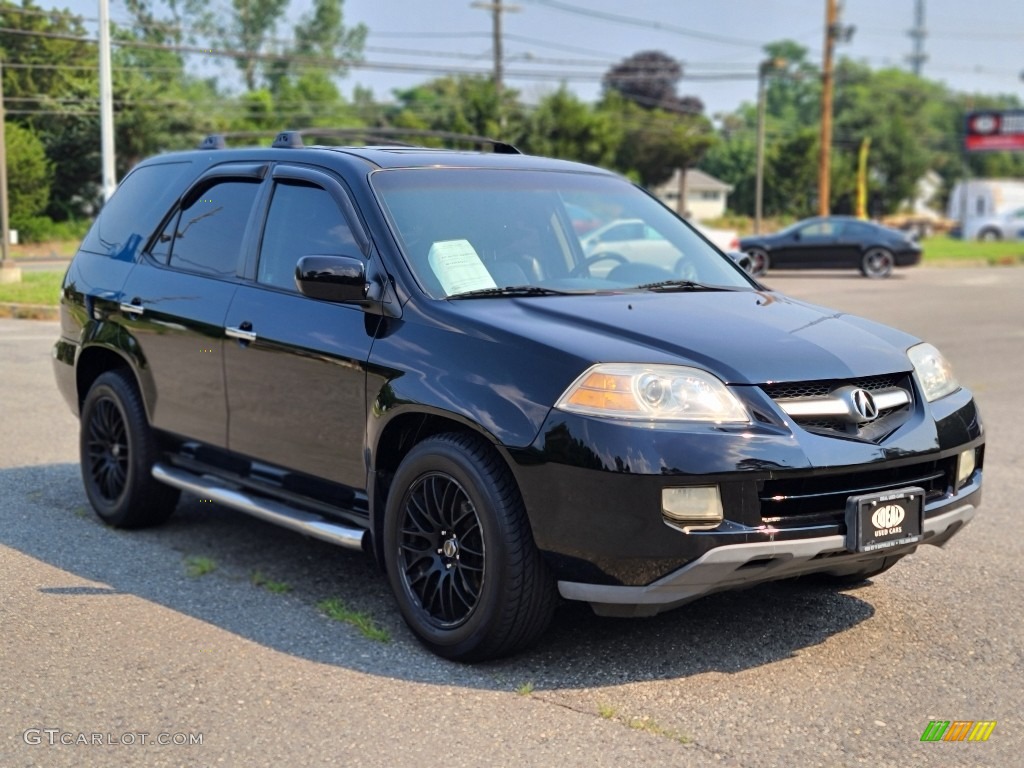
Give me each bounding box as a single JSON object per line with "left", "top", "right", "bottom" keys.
{"left": 519, "top": 86, "right": 622, "bottom": 169}
{"left": 1, "top": 0, "right": 100, "bottom": 219}
{"left": 4, "top": 122, "right": 53, "bottom": 230}
{"left": 391, "top": 76, "right": 521, "bottom": 141}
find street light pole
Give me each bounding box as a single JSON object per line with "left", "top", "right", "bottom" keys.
{"left": 0, "top": 58, "right": 22, "bottom": 284}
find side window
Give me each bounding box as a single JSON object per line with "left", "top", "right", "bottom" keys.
{"left": 166, "top": 180, "right": 260, "bottom": 277}
{"left": 257, "top": 181, "right": 358, "bottom": 292}
{"left": 150, "top": 213, "right": 179, "bottom": 265}
{"left": 80, "top": 161, "right": 195, "bottom": 261}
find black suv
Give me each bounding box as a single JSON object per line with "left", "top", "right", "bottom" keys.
{"left": 54, "top": 131, "right": 984, "bottom": 661}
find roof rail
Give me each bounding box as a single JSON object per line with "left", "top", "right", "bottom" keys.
{"left": 289, "top": 128, "right": 521, "bottom": 154}
{"left": 196, "top": 128, "right": 521, "bottom": 154}
{"left": 198, "top": 134, "right": 227, "bottom": 150}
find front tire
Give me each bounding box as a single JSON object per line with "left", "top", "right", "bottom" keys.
{"left": 383, "top": 433, "right": 556, "bottom": 661}
{"left": 860, "top": 247, "right": 894, "bottom": 278}
{"left": 80, "top": 370, "right": 180, "bottom": 528}
{"left": 978, "top": 228, "right": 1001, "bottom": 242}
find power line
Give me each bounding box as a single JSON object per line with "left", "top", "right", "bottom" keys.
{"left": 518, "top": 0, "right": 766, "bottom": 49}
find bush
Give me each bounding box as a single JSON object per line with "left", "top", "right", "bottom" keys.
{"left": 9, "top": 215, "right": 91, "bottom": 244}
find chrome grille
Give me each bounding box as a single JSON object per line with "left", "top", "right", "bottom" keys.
{"left": 760, "top": 458, "right": 955, "bottom": 529}
{"left": 761, "top": 374, "right": 904, "bottom": 400}
{"left": 761, "top": 373, "right": 914, "bottom": 442}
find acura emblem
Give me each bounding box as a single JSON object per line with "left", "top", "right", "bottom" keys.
{"left": 852, "top": 389, "right": 879, "bottom": 422}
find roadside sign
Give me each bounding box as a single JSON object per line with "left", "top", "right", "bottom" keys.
{"left": 965, "top": 110, "right": 1024, "bottom": 152}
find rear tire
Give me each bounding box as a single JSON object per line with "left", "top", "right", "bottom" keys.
{"left": 80, "top": 370, "right": 180, "bottom": 528}
{"left": 383, "top": 433, "right": 557, "bottom": 661}
{"left": 978, "top": 228, "right": 1001, "bottom": 242}
{"left": 746, "top": 248, "right": 769, "bottom": 277}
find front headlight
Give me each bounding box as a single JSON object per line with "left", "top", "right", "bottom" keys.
{"left": 908, "top": 342, "right": 959, "bottom": 402}
{"left": 554, "top": 363, "right": 749, "bottom": 423}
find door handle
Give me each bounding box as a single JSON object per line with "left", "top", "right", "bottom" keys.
{"left": 225, "top": 322, "right": 257, "bottom": 343}
{"left": 119, "top": 298, "right": 144, "bottom": 316}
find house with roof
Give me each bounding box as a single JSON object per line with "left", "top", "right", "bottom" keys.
{"left": 651, "top": 169, "right": 733, "bottom": 221}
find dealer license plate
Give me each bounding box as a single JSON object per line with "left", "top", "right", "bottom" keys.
{"left": 845, "top": 486, "right": 924, "bottom": 553}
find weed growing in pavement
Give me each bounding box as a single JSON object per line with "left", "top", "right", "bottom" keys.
{"left": 317, "top": 598, "right": 390, "bottom": 643}
{"left": 516, "top": 682, "right": 535, "bottom": 696}
{"left": 184, "top": 555, "right": 217, "bottom": 577}
{"left": 250, "top": 571, "right": 293, "bottom": 593}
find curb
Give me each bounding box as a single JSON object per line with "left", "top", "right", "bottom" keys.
{"left": 0, "top": 303, "right": 60, "bottom": 321}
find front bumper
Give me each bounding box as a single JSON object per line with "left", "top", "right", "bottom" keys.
{"left": 558, "top": 487, "right": 978, "bottom": 616}
{"left": 507, "top": 384, "right": 984, "bottom": 609}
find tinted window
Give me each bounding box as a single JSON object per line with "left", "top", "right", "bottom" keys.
{"left": 166, "top": 181, "right": 260, "bottom": 277}
{"left": 373, "top": 168, "right": 752, "bottom": 298}
{"left": 80, "top": 161, "right": 195, "bottom": 261}
{"left": 257, "top": 181, "right": 358, "bottom": 291}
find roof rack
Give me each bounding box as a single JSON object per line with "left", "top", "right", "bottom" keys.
{"left": 196, "top": 128, "right": 521, "bottom": 154}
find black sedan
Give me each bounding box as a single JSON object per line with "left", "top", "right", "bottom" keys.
{"left": 740, "top": 215, "right": 922, "bottom": 278}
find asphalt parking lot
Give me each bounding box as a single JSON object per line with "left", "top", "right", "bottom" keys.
{"left": 2, "top": 266, "right": 1021, "bottom": 767}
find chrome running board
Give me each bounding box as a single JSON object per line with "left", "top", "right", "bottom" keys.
{"left": 152, "top": 462, "right": 366, "bottom": 551}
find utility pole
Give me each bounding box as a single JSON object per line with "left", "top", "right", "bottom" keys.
{"left": 0, "top": 58, "right": 21, "bottom": 284}
{"left": 471, "top": 1, "right": 520, "bottom": 131}
{"left": 818, "top": 0, "right": 838, "bottom": 217}
{"left": 907, "top": 0, "right": 927, "bottom": 76}
{"left": 99, "top": 0, "right": 117, "bottom": 201}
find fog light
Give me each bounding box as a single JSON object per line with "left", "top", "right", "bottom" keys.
{"left": 662, "top": 486, "right": 723, "bottom": 530}
{"left": 957, "top": 448, "right": 976, "bottom": 487}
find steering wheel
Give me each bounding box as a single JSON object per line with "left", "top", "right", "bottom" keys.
{"left": 673, "top": 257, "right": 698, "bottom": 282}
{"left": 569, "top": 251, "right": 628, "bottom": 278}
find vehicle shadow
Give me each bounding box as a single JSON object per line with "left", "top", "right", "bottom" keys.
{"left": 2, "top": 462, "right": 876, "bottom": 692}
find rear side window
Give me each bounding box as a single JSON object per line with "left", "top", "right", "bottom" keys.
{"left": 257, "top": 181, "right": 359, "bottom": 291}
{"left": 163, "top": 181, "right": 261, "bottom": 278}
{"left": 80, "top": 161, "right": 195, "bottom": 261}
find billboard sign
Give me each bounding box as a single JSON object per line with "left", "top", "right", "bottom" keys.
{"left": 965, "top": 110, "right": 1024, "bottom": 152}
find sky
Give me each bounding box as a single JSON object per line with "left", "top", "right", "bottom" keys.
{"left": 48, "top": 0, "right": 1024, "bottom": 118}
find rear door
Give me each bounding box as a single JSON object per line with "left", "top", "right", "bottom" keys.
{"left": 121, "top": 164, "right": 266, "bottom": 447}
{"left": 223, "top": 164, "right": 376, "bottom": 488}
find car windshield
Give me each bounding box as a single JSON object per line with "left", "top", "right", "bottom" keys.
{"left": 370, "top": 168, "right": 754, "bottom": 299}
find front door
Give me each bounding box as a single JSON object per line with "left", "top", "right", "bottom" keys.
{"left": 224, "top": 170, "right": 376, "bottom": 488}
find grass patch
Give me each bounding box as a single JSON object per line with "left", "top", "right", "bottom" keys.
{"left": 73, "top": 506, "right": 89, "bottom": 519}
{"left": 316, "top": 598, "right": 390, "bottom": 643}
{"left": 0, "top": 270, "right": 64, "bottom": 306}
{"left": 184, "top": 555, "right": 217, "bottom": 578}
{"left": 250, "top": 570, "right": 293, "bottom": 594}
{"left": 596, "top": 705, "right": 691, "bottom": 744}
{"left": 920, "top": 236, "right": 1024, "bottom": 264}
{"left": 626, "top": 716, "right": 692, "bottom": 744}
{"left": 516, "top": 682, "right": 535, "bottom": 696}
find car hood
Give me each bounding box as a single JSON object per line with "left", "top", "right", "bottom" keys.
{"left": 447, "top": 289, "right": 919, "bottom": 385}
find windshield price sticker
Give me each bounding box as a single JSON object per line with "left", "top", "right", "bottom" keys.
{"left": 428, "top": 239, "right": 497, "bottom": 296}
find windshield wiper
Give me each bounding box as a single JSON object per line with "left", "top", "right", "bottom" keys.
{"left": 632, "top": 279, "right": 732, "bottom": 292}
{"left": 447, "top": 285, "right": 579, "bottom": 299}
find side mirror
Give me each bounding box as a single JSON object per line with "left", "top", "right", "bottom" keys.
{"left": 295, "top": 255, "right": 367, "bottom": 303}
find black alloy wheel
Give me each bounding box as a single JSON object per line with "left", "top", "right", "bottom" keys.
{"left": 85, "top": 396, "right": 129, "bottom": 502}
{"left": 398, "top": 471, "right": 486, "bottom": 629}
{"left": 384, "top": 433, "right": 557, "bottom": 661}
{"left": 80, "top": 370, "right": 180, "bottom": 528}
